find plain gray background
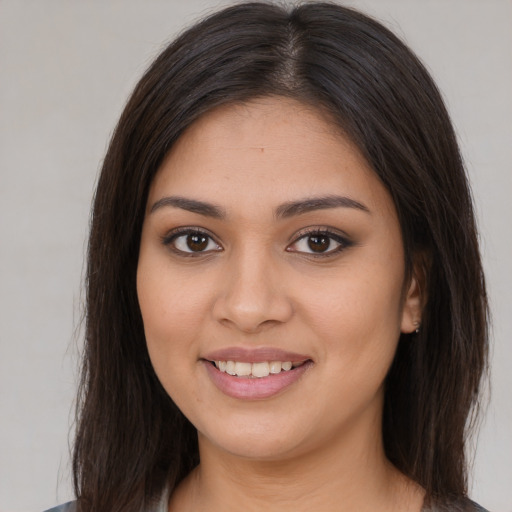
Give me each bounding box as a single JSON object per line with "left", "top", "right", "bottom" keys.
{"left": 0, "top": 1, "right": 510, "bottom": 511}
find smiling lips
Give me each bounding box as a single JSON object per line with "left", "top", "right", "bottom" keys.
{"left": 202, "top": 348, "right": 313, "bottom": 399}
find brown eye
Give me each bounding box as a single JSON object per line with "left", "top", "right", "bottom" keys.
{"left": 187, "top": 233, "right": 208, "bottom": 251}
{"left": 307, "top": 235, "right": 331, "bottom": 253}
{"left": 287, "top": 229, "right": 351, "bottom": 257}
{"left": 168, "top": 230, "right": 221, "bottom": 254}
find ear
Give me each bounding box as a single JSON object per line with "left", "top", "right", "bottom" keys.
{"left": 400, "top": 257, "right": 428, "bottom": 334}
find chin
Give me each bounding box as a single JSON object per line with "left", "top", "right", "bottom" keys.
{"left": 197, "top": 417, "right": 312, "bottom": 461}
{"left": 208, "top": 437, "right": 302, "bottom": 461}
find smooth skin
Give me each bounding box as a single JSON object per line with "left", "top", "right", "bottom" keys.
{"left": 137, "top": 97, "right": 425, "bottom": 512}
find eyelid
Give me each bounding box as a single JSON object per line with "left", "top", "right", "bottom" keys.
{"left": 161, "top": 226, "right": 223, "bottom": 255}
{"left": 286, "top": 226, "right": 353, "bottom": 256}
{"left": 160, "top": 225, "right": 352, "bottom": 257}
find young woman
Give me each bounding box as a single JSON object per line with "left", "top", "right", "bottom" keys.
{"left": 46, "top": 2, "right": 489, "bottom": 511}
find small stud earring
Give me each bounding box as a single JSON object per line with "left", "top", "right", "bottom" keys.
{"left": 413, "top": 321, "right": 421, "bottom": 334}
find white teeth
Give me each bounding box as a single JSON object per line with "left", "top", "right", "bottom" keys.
{"left": 234, "top": 361, "right": 252, "bottom": 376}
{"left": 225, "top": 360, "right": 236, "bottom": 375}
{"left": 252, "top": 362, "right": 270, "bottom": 378}
{"left": 269, "top": 361, "right": 282, "bottom": 374}
{"left": 213, "top": 360, "right": 301, "bottom": 378}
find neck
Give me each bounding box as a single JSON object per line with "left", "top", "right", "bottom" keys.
{"left": 169, "top": 409, "right": 424, "bottom": 512}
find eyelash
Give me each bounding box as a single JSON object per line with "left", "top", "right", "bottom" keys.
{"left": 287, "top": 228, "right": 353, "bottom": 258}
{"left": 161, "top": 227, "right": 221, "bottom": 257}
{"left": 161, "top": 227, "right": 353, "bottom": 258}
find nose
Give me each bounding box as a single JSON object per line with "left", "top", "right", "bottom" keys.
{"left": 212, "top": 249, "right": 294, "bottom": 333}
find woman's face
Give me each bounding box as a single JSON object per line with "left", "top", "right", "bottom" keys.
{"left": 137, "top": 97, "right": 421, "bottom": 461}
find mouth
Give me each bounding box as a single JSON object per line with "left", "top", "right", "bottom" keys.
{"left": 201, "top": 351, "right": 313, "bottom": 400}
{"left": 207, "top": 359, "right": 307, "bottom": 378}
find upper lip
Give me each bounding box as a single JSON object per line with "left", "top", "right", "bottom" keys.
{"left": 202, "top": 347, "right": 312, "bottom": 363}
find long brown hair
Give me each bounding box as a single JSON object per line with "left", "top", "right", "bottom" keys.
{"left": 73, "top": 2, "right": 488, "bottom": 510}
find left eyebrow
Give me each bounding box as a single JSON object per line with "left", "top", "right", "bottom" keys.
{"left": 275, "top": 195, "right": 371, "bottom": 219}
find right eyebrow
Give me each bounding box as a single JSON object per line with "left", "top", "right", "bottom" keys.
{"left": 149, "top": 196, "right": 226, "bottom": 219}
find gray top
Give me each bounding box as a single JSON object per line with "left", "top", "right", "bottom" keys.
{"left": 44, "top": 487, "right": 169, "bottom": 512}
{"left": 44, "top": 494, "right": 489, "bottom": 512}
{"left": 43, "top": 504, "right": 76, "bottom": 512}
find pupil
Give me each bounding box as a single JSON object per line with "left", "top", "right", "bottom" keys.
{"left": 308, "top": 235, "right": 330, "bottom": 252}
{"left": 187, "top": 233, "right": 208, "bottom": 251}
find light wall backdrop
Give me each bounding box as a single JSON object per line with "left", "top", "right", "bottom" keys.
{"left": 0, "top": 1, "right": 510, "bottom": 511}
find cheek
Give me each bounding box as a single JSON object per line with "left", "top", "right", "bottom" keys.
{"left": 136, "top": 255, "right": 212, "bottom": 390}
{"left": 301, "top": 277, "right": 402, "bottom": 424}
{"left": 299, "top": 258, "right": 404, "bottom": 383}
{"left": 305, "top": 266, "right": 403, "bottom": 340}
{"left": 137, "top": 246, "right": 212, "bottom": 330}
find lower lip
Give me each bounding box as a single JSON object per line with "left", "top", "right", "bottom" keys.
{"left": 203, "top": 360, "right": 313, "bottom": 400}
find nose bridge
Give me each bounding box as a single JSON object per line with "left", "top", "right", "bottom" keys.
{"left": 213, "top": 242, "right": 293, "bottom": 332}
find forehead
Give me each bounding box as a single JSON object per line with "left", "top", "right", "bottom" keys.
{"left": 149, "top": 97, "right": 393, "bottom": 218}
